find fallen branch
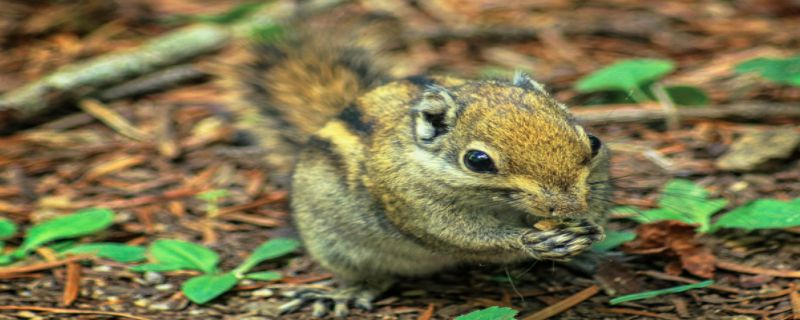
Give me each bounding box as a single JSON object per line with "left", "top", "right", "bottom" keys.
{"left": 573, "top": 102, "right": 800, "bottom": 125}
{"left": 716, "top": 260, "right": 800, "bottom": 278}
{"left": 0, "top": 25, "right": 231, "bottom": 124}
{"left": 0, "top": 0, "right": 348, "bottom": 130}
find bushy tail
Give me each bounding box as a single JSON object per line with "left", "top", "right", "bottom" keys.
{"left": 216, "top": 14, "right": 397, "bottom": 178}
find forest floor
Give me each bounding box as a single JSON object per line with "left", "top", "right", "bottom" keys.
{"left": 1, "top": 1, "right": 799, "bottom": 319}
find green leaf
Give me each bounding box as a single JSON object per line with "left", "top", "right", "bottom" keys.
{"left": 14, "top": 208, "right": 114, "bottom": 258}
{"left": 735, "top": 56, "right": 800, "bottom": 86}
{"left": 182, "top": 273, "right": 239, "bottom": 304}
{"left": 0, "top": 218, "right": 17, "bottom": 240}
{"left": 63, "top": 243, "right": 146, "bottom": 263}
{"left": 576, "top": 59, "right": 675, "bottom": 97}
{"left": 665, "top": 85, "right": 709, "bottom": 107}
{"left": 455, "top": 306, "right": 518, "bottom": 320}
{"left": 149, "top": 239, "right": 219, "bottom": 273}
{"left": 196, "top": 189, "right": 230, "bottom": 202}
{"left": 712, "top": 198, "right": 800, "bottom": 232}
{"left": 232, "top": 238, "right": 299, "bottom": 276}
{"left": 630, "top": 179, "right": 728, "bottom": 233}
{"left": 593, "top": 231, "right": 637, "bottom": 252}
{"left": 244, "top": 271, "right": 282, "bottom": 281}
{"left": 610, "top": 280, "right": 714, "bottom": 305}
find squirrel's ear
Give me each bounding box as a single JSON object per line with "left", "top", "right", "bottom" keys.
{"left": 412, "top": 85, "right": 459, "bottom": 147}
{"left": 512, "top": 71, "right": 548, "bottom": 95}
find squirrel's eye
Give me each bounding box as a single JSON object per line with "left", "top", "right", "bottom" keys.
{"left": 589, "top": 134, "right": 602, "bottom": 158}
{"left": 463, "top": 150, "right": 497, "bottom": 173}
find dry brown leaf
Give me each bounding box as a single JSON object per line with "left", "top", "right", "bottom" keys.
{"left": 623, "top": 221, "right": 717, "bottom": 279}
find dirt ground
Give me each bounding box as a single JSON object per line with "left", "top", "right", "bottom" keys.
{"left": 1, "top": 1, "right": 799, "bottom": 319}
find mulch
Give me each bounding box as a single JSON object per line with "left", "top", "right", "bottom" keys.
{"left": 1, "top": 1, "right": 799, "bottom": 319}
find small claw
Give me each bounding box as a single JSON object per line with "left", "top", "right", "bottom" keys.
{"left": 354, "top": 297, "right": 373, "bottom": 311}
{"left": 278, "top": 298, "right": 305, "bottom": 314}
{"left": 333, "top": 300, "right": 350, "bottom": 318}
{"left": 311, "top": 300, "right": 329, "bottom": 318}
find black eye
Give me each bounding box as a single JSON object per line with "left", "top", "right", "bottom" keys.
{"left": 589, "top": 134, "right": 602, "bottom": 158}
{"left": 463, "top": 150, "right": 497, "bottom": 173}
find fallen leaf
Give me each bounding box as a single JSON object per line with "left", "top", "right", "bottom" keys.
{"left": 623, "top": 221, "right": 716, "bottom": 278}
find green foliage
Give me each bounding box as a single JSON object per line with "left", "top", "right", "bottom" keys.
{"left": 576, "top": 59, "right": 674, "bottom": 95}
{"left": 13, "top": 208, "right": 114, "bottom": 259}
{"left": 609, "top": 280, "right": 714, "bottom": 305}
{"left": 712, "top": 198, "right": 800, "bottom": 231}
{"left": 592, "top": 231, "right": 637, "bottom": 252}
{"left": 140, "top": 239, "right": 220, "bottom": 273}
{"left": 623, "top": 179, "right": 800, "bottom": 234}
{"left": 196, "top": 189, "right": 230, "bottom": 202}
{"left": 244, "top": 271, "right": 282, "bottom": 281}
{"left": 182, "top": 273, "right": 239, "bottom": 304}
{"left": 0, "top": 218, "right": 17, "bottom": 240}
{"left": 575, "top": 59, "right": 708, "bottom": 106}
{"left": 63, "top": 243, "right": 146, "bottom": 263}
{"left": 133, "top": 237, "right": 299, "bottom": 304}
{"left": 456, "top": 306, "right": 518, "bottom": 320}
{"left": 663, "top": 85, "right": 710, "bottom": 107}
{"left": 232, "top": 238, "right": 300, "bottom": 277}
{"left": 629, "top": 179, "right": 728, "bottom": 232}
{"left": 735, "top": 56, "right": 800, "bottom": 86}
{"left": 196, "top": 189, "right": 230, "bottom": 216}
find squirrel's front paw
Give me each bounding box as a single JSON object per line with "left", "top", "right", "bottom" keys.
{"left": 520, "top": 220, "right": 604, "bottom": 261}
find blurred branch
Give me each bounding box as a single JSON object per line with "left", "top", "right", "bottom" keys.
{"left": 573, "top": 102, "right": 800, "bottom": 125}
{"left": 0, "top": 0, "right": 347, "bottom": 129}
{"left": 0, "top": 25, "right": 230, "bottom": 125}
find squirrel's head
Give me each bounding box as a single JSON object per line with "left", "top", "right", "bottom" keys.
{"left": 410, "top": 73, "right": 610, "bottom": 220}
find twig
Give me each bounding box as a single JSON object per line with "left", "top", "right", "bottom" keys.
{"left": 78, "top": 99, "right": 148, "bottom": 141}
{"left": 651, "top": 83, "right": 679, "bottom": 130}
{"left": 217, "top": 190, "right": 289, "bottom": 216}
{"left": 790, "top": 283, "right": 800, "bottom": 320}
{"left": 716, "top": 261, "right": 800, "bottom": 278}
{"left": 522, "top": 285, "right": 599, "bottom": 320}
{"left": 0, "top": 306, "right": 151, "bottom": 320}
{"left": 572, "top": 102, "right": 800, "bottom": 125}
{"left": 98, "top": 64, "right": 208, "bottom": 101}
{"left": 596, "top": 307, "right": 680, "bottom": 320}
{"left": 0, "top": 255, "right": 92, "bottom": 277}
{"left": 418, "top": 303, "right": 435, "bottom": 320}
{"left": 62, "top": 261, "right": 81, "bottom": 306}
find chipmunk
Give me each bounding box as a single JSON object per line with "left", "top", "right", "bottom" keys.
{"left": 218, "top": 16, "right": 611, "bottom": 318}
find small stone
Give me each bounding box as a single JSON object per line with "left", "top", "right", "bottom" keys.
{"left": 148, "top": 302, "right": 172, "bottom": 311}
{"left": 93, "top": 265, "right": 112, "bottom": 272}
{"left": 716, "top": 129, "right": 800, "bottom": 172}
{"left": 188, "top": 309, "right": 206, "bottom": 316}
{"left": 155, "top": 283, "right": 174, "bottom": 291}
{"left": 251, "top": 288, "right": 274, "bottom": 297}
{"left": 16, "top": 311, "right": 37, "bottom": 318}
{"left": 133, "top": 298, "right": 150, "bottom": 307}
{"left": 143, "top": 271, "right": 165, "bottom": 284}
